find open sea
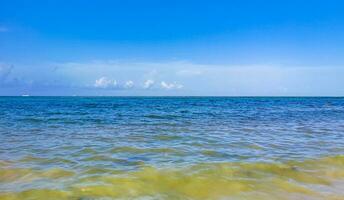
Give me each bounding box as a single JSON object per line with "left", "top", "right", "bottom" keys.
{"left": 0, "top": 97, "right": 344, "bottom": 200}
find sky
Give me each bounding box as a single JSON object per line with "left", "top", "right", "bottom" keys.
{"left": 0, "top": 0, "right": 344, "bottom": 96}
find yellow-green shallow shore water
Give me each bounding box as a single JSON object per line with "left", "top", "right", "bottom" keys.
{"left": 2, "top": 97, "right": 344, "bottom": 199}
{"left": 1, "top": 155, "right": 344, "bottom": 200}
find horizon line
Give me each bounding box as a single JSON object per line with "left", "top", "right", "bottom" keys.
{"left": 0, "top": 95, "right": 343, "bottom": 98}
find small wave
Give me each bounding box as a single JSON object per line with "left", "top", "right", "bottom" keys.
{"left": 0, "top": 168, "right": 74, "bottom": 183}
{"left": 110, "top": 146, "right": 180, "bottom": 154}
{"left": 1, "top": 155, "right": 343, "bottom": 199}
{"left": 144, "top": 114, "right": 179, "bottom": 119}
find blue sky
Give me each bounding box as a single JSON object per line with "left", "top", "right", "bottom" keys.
{"left": 0, "top": 0, "right": 344, "bottom": 96}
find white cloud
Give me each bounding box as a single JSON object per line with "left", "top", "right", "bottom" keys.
{"left": 94, "top": 77, "right": 117, "bottom": 88}
{"left": 124, "top": 80, "right": 134, "bottom": 89}
{"left": 32, "top": 60, "right": 344, "bottom": 96}
{"left": 93, "top": 77, "right": 136, "bottom": 89}
{"left": 160, "top": 81, "right": 183, "bottom": 90}
{"left": 143, "top": 79, "right": 155, "bottom": 89}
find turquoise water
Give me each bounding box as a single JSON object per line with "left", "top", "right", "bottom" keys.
{"left": 1, "top": 97, "right": 344, "bottom": 199}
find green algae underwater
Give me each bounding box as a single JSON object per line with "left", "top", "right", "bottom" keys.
{"left": 1, "top": 97, "right": 344, "bottom": 199}
{"left": 1, "top": 155, "right": 344, "bottom": 200}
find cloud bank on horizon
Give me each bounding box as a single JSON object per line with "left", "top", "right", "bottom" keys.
{"left": 1, "top": 60, "right": 343, "bottom": 96}
{"left": 1, "top": 0, "right": 344, "bottom": 96}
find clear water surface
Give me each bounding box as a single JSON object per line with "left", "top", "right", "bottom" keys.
{"left": 0, "top": 97, "right": 344, "bottom": 199}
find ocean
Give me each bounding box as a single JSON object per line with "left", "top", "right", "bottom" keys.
{"left": 0, "top": 97, "right": 344, "bottom": 199}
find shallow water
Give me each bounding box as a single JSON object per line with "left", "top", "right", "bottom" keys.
{"left": 0, "top": 97, "right": 344, "bottom": 199}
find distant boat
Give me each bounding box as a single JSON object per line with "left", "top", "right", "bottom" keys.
{"left": 21, "top": 94, "right": 30, "bottom": 97}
